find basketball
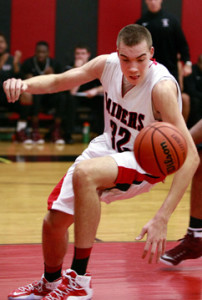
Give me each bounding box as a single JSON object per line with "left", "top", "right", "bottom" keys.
{"left": 134, "top": 122, "right": 188, "bottom": 177}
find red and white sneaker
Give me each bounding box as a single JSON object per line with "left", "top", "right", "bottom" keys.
{"left": 8, "top": 275, "right": 62, "bottom": 299}
{"left": 42, "top": 269, "right": 93, "bottom": 300}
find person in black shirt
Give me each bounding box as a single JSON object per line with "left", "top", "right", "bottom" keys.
{"left": 63, "top": 45, "right": 104, "bottom": 143}
{"left": 136, "top": 0, "right": 192, "bottom": 81}
{"left": 183, "top": 54, "right": 202, "bottom": 128}
{"left": 0, "top": 32, "right": 21, "bottom": 112}
{"left": 16, "top": 41, "right": 66, "bottom": 144}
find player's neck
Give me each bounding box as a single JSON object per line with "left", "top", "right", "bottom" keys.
{"left": 122, "top": 75, "right": 135, "bottom": 96}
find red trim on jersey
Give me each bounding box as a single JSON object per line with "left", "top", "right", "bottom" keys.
{"left": 48, "top": 175, "right": 65, "bottom": 210}
{"left": 115, "top": 166, "right": 165, "bottom": 185}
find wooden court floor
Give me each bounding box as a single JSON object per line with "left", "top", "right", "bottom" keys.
{"left": 1, "top": 141, "right": 202, "bottom": 299}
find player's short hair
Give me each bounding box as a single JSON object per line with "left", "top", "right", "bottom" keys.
{"left": 116, "top": 24, "right": 153, "bottom": 49}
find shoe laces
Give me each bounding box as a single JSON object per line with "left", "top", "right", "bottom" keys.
{"left": 177, "top": 232, "right": 193, "bottom": 244}
{"left": 167, "top": 233, "right": 193, "bottom": 259}
{"left": 45, "top": 274, "right": 82, "bottom": 300}
{"left": 18, "top": 278, "right": 43, "bottom": 293}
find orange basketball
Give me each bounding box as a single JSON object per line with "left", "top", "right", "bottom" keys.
{"left": 134, "top": 122, "right": 187, "bottom": 177}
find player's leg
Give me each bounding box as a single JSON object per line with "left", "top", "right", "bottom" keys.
{"left": 160, "top": 120, "right": 202, "bottom": 266}
{"left": 160, "top": 149, "right": 202, "bottom": 266}
{"left": 42, "top": 156, "right": 118, "bottom": 300}
{"left": 8, "top": 174, "right": 75, "bottom": 300}
{"left": 8, "top": 210, "right": 74, "bottom": 300}
{"left": 189, "top": 119, "right": 202, "bottom": 220}
{"left": 42, "top": 210, "right": 74, "bottom": 270}
{"left": 73, "top": 156, "right": 118, "bottom": 248}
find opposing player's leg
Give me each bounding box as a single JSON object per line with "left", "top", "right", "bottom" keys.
{"left": 160, "top": 149, "right": 202, "bottom": 265}
{"left": 161, "top": 120, "right": 202, "bottom": 266}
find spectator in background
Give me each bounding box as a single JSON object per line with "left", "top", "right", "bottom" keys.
{"left": 16, "top": 41, "right": 66, "bottom": 144}
{"left": 183, "top": 54, "right": 202, "bottom": 128}
{"left": 63, "top": 45, "right": 104, "bottom": 143}
{"left": 136, "top": 0, "right": 192, "bottom": 81}
{"left": 0, "top": 32, "right": 21, "bottom": 112}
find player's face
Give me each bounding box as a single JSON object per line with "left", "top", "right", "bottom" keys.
{"left": 0, "top": 36, "right": 8, "bottom": 55}
{"left": 74, "top": 48, "right": 91, "bottom": 64}
{"left": 118, "top": 40, "right": 154, "bottom": 86}
{"left": 145, "top": 0, "right": 163, "bottom": 13}
{"left": 35, "top": 45, "right": 49, "bottom": 63}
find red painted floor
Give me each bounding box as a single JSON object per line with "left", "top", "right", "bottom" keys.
{"left": 1, "top": 242, "right": 202, "bottom": 300}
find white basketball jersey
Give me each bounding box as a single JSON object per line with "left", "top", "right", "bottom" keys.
{"left": 100, "top": 52, "right": 182, "bottom": 152}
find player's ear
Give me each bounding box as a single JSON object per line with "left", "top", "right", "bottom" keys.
{"left": 149, "top": 46, "right": 154, "bottom": 59}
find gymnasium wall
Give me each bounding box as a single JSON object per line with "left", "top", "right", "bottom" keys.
{"left": 0, "top": 0, "right": 201, "bottom": 66}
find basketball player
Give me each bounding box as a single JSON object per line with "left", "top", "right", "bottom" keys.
{"left": 3, "top": 24, "right": 199, "bottom": 299}
{"left": 161, "top": 119, "right": 202, "bottom": 265}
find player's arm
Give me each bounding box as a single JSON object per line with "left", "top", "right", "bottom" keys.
{"left": 3, "top": 55, "right": 108, "bottom": 103}
{"left": 152, "top": 80, "right": 199, "bottom": 217}
{"left": 137, "top": 79, "right": 199, "bottom": 263}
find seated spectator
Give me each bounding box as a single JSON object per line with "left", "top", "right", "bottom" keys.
{"left": 16, "top": 41, "right": 66, "bottom": 144}
{"left": 63, "top": 44, "right": 104, "bottom": 143}
{"left": 0, "top": 32, "right": 21, "bottom": 113}
{"left": 183, "top": 54, "right": 202, "bottom": 128}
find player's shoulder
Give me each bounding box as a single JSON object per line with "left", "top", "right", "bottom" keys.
{"left": 150, "top": 63, "right": 178, "bottom": 94}
{"left": 92, "top": 53, "right": 118, "bottom": 71}
{"left": 154, "top": 78, "right": 177, "bottom": 91}
{"left": 149, "top": 61, "right": 171, "bottom": 77}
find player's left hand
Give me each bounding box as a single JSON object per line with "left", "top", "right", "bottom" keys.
{"left": 135, "top": 216, "right": 167, "bottom": 263}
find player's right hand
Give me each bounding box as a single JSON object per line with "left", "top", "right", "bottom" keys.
{"left": 3, "top": 78, "right": 27, "bottom": 103}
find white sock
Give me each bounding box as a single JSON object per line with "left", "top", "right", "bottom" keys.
{"left": 188, "top": 227, "right": 202, "bottom": 237}
{"left": 16, "top": 121, "right": 27, "bottom": 132}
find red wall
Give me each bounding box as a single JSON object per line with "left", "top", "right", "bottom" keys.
{"left": 10, "top": 0, "right": 56, "bottom": 61}
{"left": 9, "top": 0, "right": 201, "bottom": 64}
{"left": 182, "top": 0, "right": 202, "bottom": 63}
{"left": 97, "top": 0, "right": 142, "bottom": 55}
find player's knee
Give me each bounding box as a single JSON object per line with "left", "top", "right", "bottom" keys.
{"left": 43, "top": 211, "right": 73, "bottom": 234}
{"left": 73, "top": 161, "right": 96, "bottom": 189}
